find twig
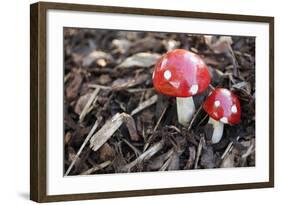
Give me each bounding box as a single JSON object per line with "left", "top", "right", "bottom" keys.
{"left": 221, "top": 136, "right": 240, "bottom": 160}
{"left": 153, "top": 105, "right": 168, "bottom": 132}
{"left": 242, "top": 144, "right": 255, "bottom": 158}
{"left": 168, "top": 125, "right": 182, "bottom": 134}
{"left": 159, "top": 155, "right": 173, "bottom": 171}
{"left": 122, "top": 138, "right": 141, "bottom": 157}
{"left": 88, "top": 84, "right": 153, "bottom": 93}
{"left": 130, "top": 95, "right": 158, "bottom": 116}
{"left": 80, "top": 161, "right": 111, "bottom": 175}
{"left": 159, "top": 149, "right": 175, "bottom": 171}
{"left": 188, "top": 105, "right": 203, "bottom": 131}
{"left": 197, "top": 114, "right": 208, "bottom": 127}
{"left": 79, "top": 88, "right": 100, "bottom": 123}
{"left": 194, "top": 137, "right": 204, "bottom": 169}
{"left": 123, "top": 140, "right": 165, "bottom": 171}
{"left": 65, "top": 121, "right": 99, "bottom": 176}
{"left": 209, "top": 84, "right": 215, "bottom": 91}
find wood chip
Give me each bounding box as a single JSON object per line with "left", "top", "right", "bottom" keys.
{"left": 90, "top": 113, "right": 124, "bottom": 151}
{"left": 122, "top": 113, "right": 140, "bottom": 141}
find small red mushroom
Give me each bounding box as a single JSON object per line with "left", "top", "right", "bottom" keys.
{"left": 153, "top": 49, "right": 211, "bottom": 125}
{"left": 203, "top": 88, "right": 241, "bottom": 143}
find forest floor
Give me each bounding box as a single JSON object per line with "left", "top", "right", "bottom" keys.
{"left": 63, "top": 28, "right": 255, "bottom": 175}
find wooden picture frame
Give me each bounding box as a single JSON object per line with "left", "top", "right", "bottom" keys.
{"left": 30, "top": 1, "right": 274, "bottom": 202}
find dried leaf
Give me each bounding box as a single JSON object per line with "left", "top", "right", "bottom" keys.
{"left": 162, "top": 39, "right": 180, "bottom": 51}
{"left": 167, "top": 153, "right": 180, "bottom": 170}
{"left": 64, "top": 132, "right": 72, "bottom": 144}
{"left": 112, "top": 74, "right": 148, "bottom": 90}
{"left": 82, "top": 50, "right": 113, "bottom": 67}
{"left": 131, "top": 37, "right": 162, "bottom": 53}
{"left": 74, "top": 92, "right": 92, "bottom": 115}
{"left": 98, "top": 74, "right": 112, "bottom": 85}
{"left": 200, "top": 145, "right": 215, "bottom": 168}
{"left": 112, "top": 39, "right": 131, "bottom": 54}
{"left": 66, "top": 71, "right": 82, "bottom": 100}
{"left": 205, "top": 36, "right": 233, "bottom": 54}
{"left": 99, "top": 143, "right": 115, "bottom": 161}
{"left": 117, "top": 53, "right": 161, "bottom": 68}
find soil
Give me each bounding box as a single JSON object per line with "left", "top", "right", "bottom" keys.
{"left": 63, "top": 28, "right": 255, "bottom": 175}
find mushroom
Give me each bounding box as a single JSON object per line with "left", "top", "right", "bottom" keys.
{"left": 203, "top": 88, "right": 241, "bottom": 144}
{"left": 152, "top": 49, "right": 211, "bottom": 125}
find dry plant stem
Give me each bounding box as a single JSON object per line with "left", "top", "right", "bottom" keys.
{"left": 65, "top": 120, "right": 99, "bottom": 176}
{"left": 122, "top": 138, "right": 141, "bottom": 157}
{"left": 88, "top": 84, "right": 153, "bottom": 93}
{"left": 194, "top": 137, "right": 204, "bottom": 169}
{"left": 79, "top": 88, "right": 100, "bottom": 122}
{"left": 176, "top": 97, "right": 195, "bottom": 126}
{"left": 221, "top": 141, "right": 234, "bottom": 160}
{"left": 188, "top": 105, "right": 203, "bottom": 131}
{"left": 242, "top": 144, "right": 255, "bottom": 158}
{"left": 159, "top": 149, "right": 175, "bottom": 171}
{"left": 80, "top": 161, "right": 111, "bottom": 175}
{"left": 131, "top": 95, "right": 158, "bottom": 116}
{"left": 123, "top": 140, "right": 165, "bottom": 171}
{"left": 153, "top": 105, "right": 168, "bottom": 132}
{"left": 209, "top": 84, "right": 215, "bottom": 91}
{"left": 221, "top": 136, "right": 240, "bottom": 160}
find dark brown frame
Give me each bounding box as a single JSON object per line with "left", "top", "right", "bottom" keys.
{"left": 30, "top": 1, "right": 274, "bottom": 202}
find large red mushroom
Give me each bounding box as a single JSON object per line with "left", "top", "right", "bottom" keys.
{"left": 153, "top": 49, "right": 211, "bottom": 125}
{"left": 203, "top": 88, "right": 241, "bottom": 143}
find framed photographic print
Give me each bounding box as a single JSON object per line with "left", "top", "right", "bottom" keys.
{"left": 30, "top": 1, "right": 274, "bottom": 202}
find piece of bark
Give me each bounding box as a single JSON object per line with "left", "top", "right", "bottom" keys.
{"left": 122, "top": 113, "right": 140, "bottom": 141}
{"left": 90, "top": 113, "right": 124, "bottom": 151}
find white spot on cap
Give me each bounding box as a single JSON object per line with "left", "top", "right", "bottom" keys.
{"left": 169, "top": 81, "right": 180, "bottom": 88}
{"left": 152, "top": 71, "right": 155, "bottom": 79}
{"left": 231, "top": 105, "right": 237, "bottom": 113}
{"left": 214, "top": 100, "right": 220, "bottom": 107}
{"left": 164, "top": 70, "right": 171, "bottom": 80}
{"left": 222, "top": 89, "right": 231, "bottom": 96}
{"left": 189, "top": 84, "right": 198, "bottom": 95}
{"left": 190, "top": 55, "right": 198, "bottom": 64}
{"left": 220, "top": 117, "right": 228, "bottom": 124}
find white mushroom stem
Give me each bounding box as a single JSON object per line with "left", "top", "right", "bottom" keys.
{"left": 208, "top": 117, "right": 224, "bottom": 144}
{"left": 176, "top": 97, "right": 195, "bottom": 126}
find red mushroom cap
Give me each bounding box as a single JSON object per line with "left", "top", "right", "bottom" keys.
{"left": 152, "top": 49, "right": 211, "bottom": 97}
{"left": 203, "top": 88, "right": 241, "bottom": 125}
